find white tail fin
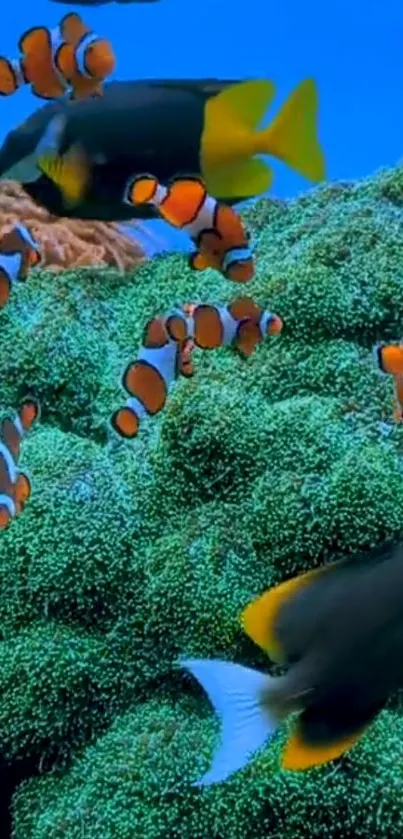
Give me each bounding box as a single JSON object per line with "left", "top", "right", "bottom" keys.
{"left": 180, "top": 658, "right": 278, "bottom": 786}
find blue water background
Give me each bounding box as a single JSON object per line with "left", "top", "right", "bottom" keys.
{"left": 1, "top": 0, "right": 402, "bottom": 254}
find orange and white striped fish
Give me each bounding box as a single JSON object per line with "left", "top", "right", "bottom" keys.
{"left": 0, "top": 13, "right": 115, "bottom": 101}
{"left": 111, "top": 315, "right": 194, "bottom": 439}
{"left": 124, "top": 175, "right": 254, "bottom": 283}
{"left": 0, "top": 224, "right": 41, "bottom": 310}
{"left": 111, "top": 297, "right": 283, "bottom": 439}
{"left": 0, "top": 398, "right": 40, "bottom": 530}
{"left": 375, "top": 342, "right": 403, "bottom": 421}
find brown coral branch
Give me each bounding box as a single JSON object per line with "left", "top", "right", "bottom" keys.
{"left": 0, "top": 181, "right": 145, "bottom": 272}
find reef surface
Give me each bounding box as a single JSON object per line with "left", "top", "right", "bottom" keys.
{"left": 2, "top": 164, "right": 403, "bottom": 838}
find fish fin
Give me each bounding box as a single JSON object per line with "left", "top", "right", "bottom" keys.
{"left": 189, "top": 250, "right": 213, "bottom": 272}
{"left": 0, "top": 496, "right": 14, "bottom": 529}
{"left": 180, "top": 658, "right": 277, "bottom": 786}
{"left": 70, "top": 78, "right": 103, "bottom": 99}
{"left": 282, "top": 723, "right": 366, "bottom": 771}
{"left": 59, "top": 12, "right": 89, "bottom": 44}
{"left": 14, "top": 471, "right": 31, "bottom": 514}
{"left": 259, "top": 79, "right": 326, "bottom": 183}
{"left": 0, "top": 58, "right": 21, "bottom": 96}
{"left": 242, "top": 563, "right": 342, "bottom": 664}
{"left": 206, "top": 158, "right": 273, "bottom": 200}
{"left": 202, "top": 78, "right": 275, "bottom": 170}
{"left": 111, "top": 406, "right": 139, "bottom": 439}
{"left": 280, "top": 696, "right": 383, "bottom": 772}
{"left": 376, "top": 344, "right": 403, "bottom": 375}
{"left": 235, "top": 319, "right": 262, "bottom": 357}
{"left": 37, "top": 145, "right": 90, "bottom": 207}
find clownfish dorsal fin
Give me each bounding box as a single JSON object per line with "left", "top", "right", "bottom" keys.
{"left": 241, "top": 562, "right": 343, "bottom": 664}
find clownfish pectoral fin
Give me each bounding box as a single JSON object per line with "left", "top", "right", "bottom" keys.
{"left": 205, "top": 157, "right": 273, "bottom": 201}
{"left": 0, "top": 58, "right": 22, "bottom": 96}
{"left": 235, "top": 319, "right": 262, "bottom": 358}
{"left": 241, "top": 563, "right": 342, "bottom": 664}
{"left": 376, "top": 344, "right": 403, "bottom": 376}
{"left": 188, "top": 251, "right": 213, "bottom": 272}
{"left": 14, "top": 470, "right": 31, "bottom": 514}
{"left": 37, "top": 144, "right": 90, "bottom": 207}
{"left": 111, "top": 405, "right": 139, "bottom": 439}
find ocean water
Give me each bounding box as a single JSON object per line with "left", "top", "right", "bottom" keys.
{"left": 1, "top": 2, "right": 403, "bottom": 839}
{"left": 1, "top": 0, "right": 403, "bottom": 252}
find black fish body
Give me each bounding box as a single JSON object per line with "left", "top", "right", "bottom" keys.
{"left": 181, "top": 541, "right": 403, "bottom": 784}
{"left": 0, "top": 79, "right": 240, "bottom": 221}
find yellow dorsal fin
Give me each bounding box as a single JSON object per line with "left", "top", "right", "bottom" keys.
{"left": 241, "top": 563, "right": 341, "bottom": 664}
{"left": 205, "top": 157, "right": 273, "bottom": 200}
{"left": 257, "top": 78, "right": 326, "bottom": 183}
{"left": 281, "top": 722, "right": 367, "bottom": 771}
{"left": 201, "top": 79, "right": 276, "bottom": 173}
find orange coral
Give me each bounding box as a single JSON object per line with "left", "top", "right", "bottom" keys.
{"left": 0, "top": 181, "right": 145, "bottom": 272}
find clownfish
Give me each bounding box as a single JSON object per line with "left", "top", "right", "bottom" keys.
{"left": 180, "top": 540, "right": 403, "bottom": 784}
{"left": 111, "top": 315, "right": 194, "bottom": 439}
{"left": 124, "top": 175, "right": 254, "bottom": 283}
{"left": 182, "top": 297, "right": 283, "bottom": 356}
{"left": 0, "top": 398, "right": 40, "bottom": 530}
{"left": 375, "top": 343, "right": 403, "bottom": 421}
{"left": 111, "top": 297, "right": 283, "bottom": 439}
{"left": 0, "top": 223, "right": 41, "bottom": 310}
{"left": 0, "top": 13, "right": 115, "bottom": 101}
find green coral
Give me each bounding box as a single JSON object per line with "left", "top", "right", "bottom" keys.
{"left": 2, "top": 164, "right": 403, "bottom": 837}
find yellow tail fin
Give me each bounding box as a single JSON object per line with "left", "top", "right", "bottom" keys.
{"left": 201, "top": 79, "right": 275, "bottom": 197}
{"left": 257, "top": 78, "right": 326, "bottom": 182}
